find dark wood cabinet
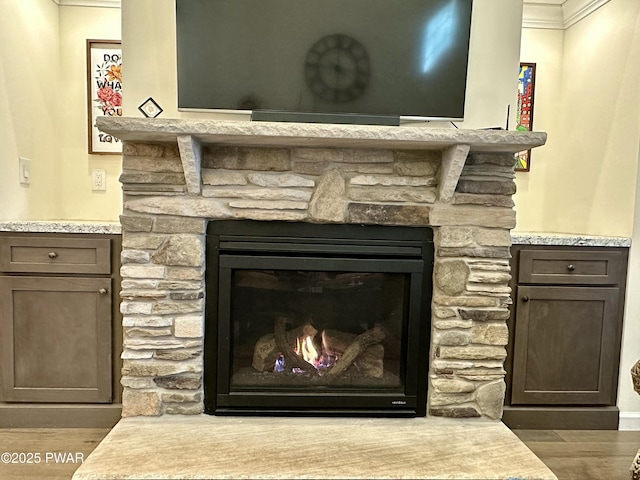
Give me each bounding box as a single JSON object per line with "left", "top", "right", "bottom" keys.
{"left": 504, "top": 245, "right": 628, "bottom": 429}
{"left": 0, "top": 233, "right": 122, "bottom": 427}
{"left": 511, "top": 285, "right": 620, "bottom": 404}
{"left": 0, "top": 276, "right": 112, "bottom": 403}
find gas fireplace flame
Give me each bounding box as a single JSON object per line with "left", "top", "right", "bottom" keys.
{"left": 274, "top": 354, "right": 286, "bottom": 373}
{"left": 275, "top": 331, "right": 339, "bottom": 373}
{"left": 296, "top": 335, "right": 319, "bottom": 366}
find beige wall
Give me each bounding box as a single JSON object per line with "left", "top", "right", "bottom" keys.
{"left": 0, "top": 1, "right": 121, "bottom": 221}
{"left": 121, "top": 0, "right": 525, "bottom": 130}
{"left": 618, "top": 130, "right": 640, "bottom": 424}
{"left": 121, "top": 0, "right": 179, "bottom": 119}
{"left": 58, "top": 5, "right": 121, "bottom": 221}
{"left": 621, "top": 132, "right": 640, "bottom": 425}
{"left": 515, "top": 0, "right": 640, "bottom": 237}
{"left": 513, "top": 28, "right": 564, "bottom": 233}
{"left": 0, "top": 0, "right": 62, "bottom": 220}
{"left": 464, "top": 0, "right": 523, "bottom": 130}
{"left": 556, "top": 0, "right": 640, "bottom": 237}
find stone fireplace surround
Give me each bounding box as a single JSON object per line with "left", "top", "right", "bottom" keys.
{"left": 97, "top": 117, "right": 546, "bottom": 421}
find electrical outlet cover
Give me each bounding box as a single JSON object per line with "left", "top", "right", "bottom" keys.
{"left": 92, "top": 169, "right": 106, "bottom": 191}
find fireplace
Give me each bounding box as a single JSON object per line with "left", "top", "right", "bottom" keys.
{"left": 97, "top": 117, "right": 546, "bottom": 421}
{"left": 204, "top": 221, "right": 433, "bottom": 415}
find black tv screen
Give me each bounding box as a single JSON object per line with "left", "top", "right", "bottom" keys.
{"left": 176, "top": 0, "right": 473, "bottom": 122}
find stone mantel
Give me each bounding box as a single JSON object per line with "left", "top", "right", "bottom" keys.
{"left": 101, "top": 116, "right": 548, "bottom": 421}
{"left": 97, "top": 117, "right": 547, "bottom": 152}
{"left": 99, "top": 117, "right": 547, "bottom": 200}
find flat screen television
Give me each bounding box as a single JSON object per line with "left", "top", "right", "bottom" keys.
{"left": 176, "top": 0, "right": 474, "bottom": 125}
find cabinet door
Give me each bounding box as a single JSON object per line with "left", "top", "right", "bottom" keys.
{"left": 0, "top": 276, "right": 112, "bottom": 403}
{"left": 511, "top": 286, "right": 620, "bottom": 405}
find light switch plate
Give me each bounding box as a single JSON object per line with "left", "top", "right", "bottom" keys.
{"left": 19, "top": 157, "right": 31, "bottom": 184}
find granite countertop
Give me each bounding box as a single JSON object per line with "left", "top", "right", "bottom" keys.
{"left": 0, "top": 221, "right": 631, "bottom": 247}
{"left": 512, "top": 232, "right": 631, "bottom": 247}
{"left": 0, "top": 220, "right": 121, "bottom": 235}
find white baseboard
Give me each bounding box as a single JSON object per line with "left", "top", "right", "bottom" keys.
{"left": 619, "top": 412, "right": 640, "bottom": 430}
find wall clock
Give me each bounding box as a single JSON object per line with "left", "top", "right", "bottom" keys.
{"left": 304, "top": 34, "right": 371, "bottom": 103}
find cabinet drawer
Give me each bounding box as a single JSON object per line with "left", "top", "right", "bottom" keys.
{"left": 0, "top": 236, "right": 111, "bottom": 274}
{"left": 518, "top": 249, "right": 626, "bottom": 285}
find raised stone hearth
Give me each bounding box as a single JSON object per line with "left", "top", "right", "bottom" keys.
{"left": 72, "top": 416, "right": 558, "bottom": 480}
{"left": 98, "top": 117, "right": 546, "bottom": 420}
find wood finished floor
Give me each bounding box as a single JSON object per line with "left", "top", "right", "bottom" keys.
{"left": 513, "top": 429, "right": 640, "bottom": 480}
{"left": 0, "top": 428, "right": 109, "bottom": 480}
{"left": 0, "top": 427, "right": 639, "bottom": 480}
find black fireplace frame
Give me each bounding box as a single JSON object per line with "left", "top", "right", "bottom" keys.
{"left": 204, "top": 220, "right": 433, "bottom": 416}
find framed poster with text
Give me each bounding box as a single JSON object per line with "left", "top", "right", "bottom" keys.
{"left": 87, "top": 39, "right": 122, "bottom": 154}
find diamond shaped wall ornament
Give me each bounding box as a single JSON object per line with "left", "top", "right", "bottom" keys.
{"left": 138, "top": 97, "right": 163, "bottom": 118}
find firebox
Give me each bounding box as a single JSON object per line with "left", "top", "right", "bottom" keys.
{"left": 204, "top": 221, "right": 433, "bottom": 416}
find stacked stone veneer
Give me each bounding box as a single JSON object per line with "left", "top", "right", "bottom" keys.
{"left": 116, "top": 132, "right": 527, "bottom": 420}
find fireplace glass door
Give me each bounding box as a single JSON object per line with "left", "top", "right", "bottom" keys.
{"left": 205, "top": 221, "right": 433, "bottom": 416}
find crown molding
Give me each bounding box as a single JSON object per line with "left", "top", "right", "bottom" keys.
{"left": 562, "top": 0, "right": 610, "bottom": 28}
{"left": 49, "top": 0, "right": 607, "bottom": 27}
{"left": 523, "top": 0, "right": 611, "bottom": 29}
{"left": 523, "top": 2, "right": 564, "bottom": 29}
{"left": 51, "top": 0, "right": 121, "bottom": 8}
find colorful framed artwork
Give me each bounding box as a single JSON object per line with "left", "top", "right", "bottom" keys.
{"left": 515, "top": 62, "right": 536, "bottom": 172}
{"left": 87, "top": 39, "right": 122, "bottom": 154}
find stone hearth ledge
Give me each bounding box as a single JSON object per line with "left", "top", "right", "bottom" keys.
{"left": 72, "top": 415, "right": 557, "bottom": 480}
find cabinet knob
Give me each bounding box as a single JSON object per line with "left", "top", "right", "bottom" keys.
{"left": 567, "top": 264, "right": 576, "bottom": 271}
{"left": 48, "top": 251, "right": 58, "bottom": 259}
{"left": 522, "top": 296, "right": 530, "bottom": 302}
{"left": 98, "top": 288, "right": 108, "bottom": 295}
